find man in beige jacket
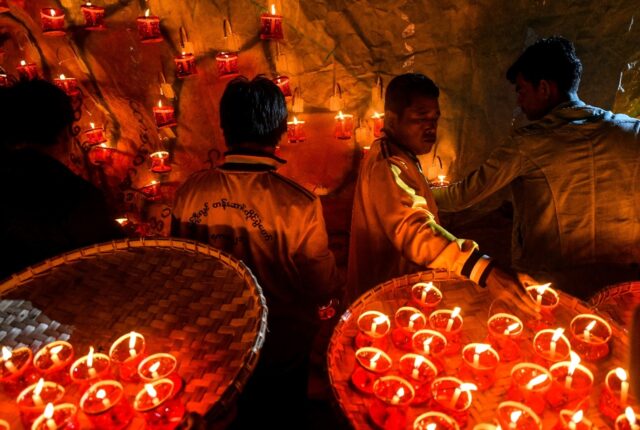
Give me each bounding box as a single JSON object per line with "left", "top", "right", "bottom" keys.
{"left": 433, "top": 37, "right": 640, "bottom": 299}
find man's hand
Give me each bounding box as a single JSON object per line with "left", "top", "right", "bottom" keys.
{"left": 485, "top": 266, "right": 538, "bottom": 318}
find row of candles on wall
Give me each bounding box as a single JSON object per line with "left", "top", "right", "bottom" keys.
{"left": 350, "top": 281, "right": 637, "bottom": 430}
{"left": 0, "top": 332, "right": 185, "bottom": 429}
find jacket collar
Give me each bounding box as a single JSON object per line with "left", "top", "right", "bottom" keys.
{"left": 220, "top": 151, "right": 286, "bottom": 171}
{"left": 515, "top": 99, "right": 609, "bottom": 134}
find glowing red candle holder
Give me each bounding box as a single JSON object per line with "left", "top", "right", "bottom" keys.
{"left": 569, "top": 314, "right": 612, "bottom": 361}
{"left": 410, "top": 281, "right": 442, "bottom": 313}
{"left": 351, "top": 347, "right": 391, "bottom": 394}
{"left": 392, "top": 307, "right": 426, "bottom": 351}
{"left": 487, "top": 312, "right": 524, "bottom": 362}
{"left": 459, "top": 343, "right": 500, "bottom": 390}
{"left": 1, "top": 346, "right": 38, "bottom": 395}
{"left": 136, "top": 9, "right": 162, "bottom": 43}
{"left": 89, "top": 143, "right": 115, "bottom": 165}
{"left": 334, "top": 111, "right": 354, "bottom": 140}
{"left": 40, "top": 8, "right": 66, "bottom": 37}
{"left": 32, "top": 403, "right": 79, "bottom": 430}
{"left": 430, "top": 377, "right": 477, "bottom": 428}
{"left": 84, "top": 122, "right": 107, "bottom": 146}
{"left": 149, "top": 151, "right": 172, "bottom": 173}
{"left": 428, "top": 307, "right": 463, "bottom": 355}
{"left": 260, "top": 4, "right": 283, "bottom": 40}
{"left": 615, "top": 407, "right": 640, "bottom": 430}
{"left": 81, "top": 3, "right": 106, "bottom": 30}
{"left": 215, "top": 51, "right": 239, "bottom": 78}
{"left": 16, "top": 60, "right": 38, "bottom": 81}
{"left": 369, "top": 376, "right": 414, "bottom": 430}
{"left": 272, "top": 75, "right": 292, "bottom": 97}
{"left": 134, "top": 379, "right": 185, "bottom": 430}
{"left": 547, "top": 352, "right": 594, "bottom": 411}
{"left": 399, "top": 353, "right": 437, "bottom": 404}
{"left": 17, "top": 378, "right": 65, "bottom": 429}
{"left": 138, "top": 353, "right": 182, "bottom": 395}
{"left": 33, "top": 341, "right": 74, "bottom": 386}
{"left": 53, "top": 74, "right": 79, "bottom": 97}
{"left": 69, "top": 347, "right": 111, "bottom": 387}
{"left": 431, "top": 175, "right": 450, "bottom": 189}
{"left": 600, "top": 367, "right": 634, "bottom": 421}
{"left": 141, "top": 180, "right": 162, "bottom": 200}
{"left": 413, "top": 411, "right": 460, "bottom": 430}
{"left": 526, "top": 283, "right": 560, "bottom": 330}
{"left": 371, "top": 112, "right": 384, "bottom": 138}
{"left": 496, "top": 401, "right": 542, "bottom": 430}
{"left": 80, "top": 380, "right": 134, "bottom": 430}
{"left": 174, "top": 52, "right": 197, "bottom": 78}
{"left": 286, "top": 116, "right": 306, "bottom": 143}
{"left": 555, "top": 409, "right": 593, "bottom": 430}
{"left": 507, "top": 363, "right": 552, "bottom": 415}
{"left": 411, "top": 329, "right": 447, "bottom": 371}
{"left": 0, "top": 74, "right": 9, "bottom": 87}
{"left": 153, "top": 100, "right": 177, "bottom": 128}
{"left": 355, "top": 310, "right": 390, "bottom": 349}
{"left": 109, "top": 332, "right": 146, "bottom": 382}
{"left": 532, "top": 328, "right": 570, "bottom": 366}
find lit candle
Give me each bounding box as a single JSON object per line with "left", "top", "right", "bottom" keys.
{"left": 287, "top": 116, "right": 306, "bottom": 143}
{"left": 34, "top": 341, "right": 74, "bottom": 385}
{"left": 411, "top": 281, "right": 443, "bottom": 311}
{"left": 411, "top": 355, "right": 424, "bottom": 380}
{"left": 2, "top": 346, "right": 17, "bottom": 373}
{"left": 69, "top": 347, "right": 111, "bottom": 385}
{"left": 80, "top": 380, "right": 134, "bottom": 429}
{"left": 43, "top": 403, "right": 56, "bottom": 430}
{"left": 446, "top": 307, "right": 461, "bottom": 332}
{"left": 81, "top": 2, "right": 106, "bottom": 30}
{"left": 259, "top": 4, "right": 284, "bottom": 40}
{"left": 550, "top": 328, "right": 565, "bottom": 359}
{"left": 32, "top": 403, "right": 79, "bottom": 430}
{"left": 136, "top": 9, "right": 162, "bottom": 43}
{"left": 49, "top": 345, "right": 62, "bottom": 365}
{"left": 569, "top": 313, "right": 613, "bottom": 361}
{"left": 53, "top": 74, "right": 79, "bottom": 96}
{"left": 618, "top": 407, "right": 640, "bottom": 430}
{"left": 509, "top": 410, "right": 522, "bottom": 430}
{"left": 449, "top": 382, "right": 477, "bottom": 409}
{"left": 423, "top": 336, "right": 433, "bottom": 354}
{"left": 564, "top": 351, "right": 581, "bottom": 389}
{"left": 84, "top": 122, "right": 107, "bottom": 145}
{"left": 134, "top": 378, "right": 185, "bottom": 428}
{"left": 568, "top": 410, "right": 583, "bottom": 430}
{"left": 371, "top": 112, "right": 384, "bottom": 138}
{"left": 40, "top": 8, "right": 66, "bottom": 37}
{"left": 149, "top": 361, "right": 161, "bottom": 379}
{"left": 357, "top": 311, "right": 391, "bottom": 338}
{"left": 408, "top": 313, "right": 421, "bottom": 331}
{"left": 497, "top": 402, "right": 542, "bottom": 430}
{"left": 149, "top": 150, "right": 172, "bottom": 173}
{"left": 96, "top": 388, "right": 110, "bottom": 408}
{"left": 16, "top": 60, "right": 38, "bottom": 81}
{"left": 32, "top": 378, "right": 45, "bottom": 407}
{"left": 582, "top": 320, "right": 596, "bottom": 343}
{"left": 617, "top": 368, "right": 630, "bottom": 406}
{"left": 505, "top": 322, "right": 521, "bottom": 335}
{"left": 174, "top": 51, "right": 197, "bottom": 78}
{"left": 152, "top": 100, "right": 177, "bottom": 128}
{"left": 273, "top": 75, "right": 292, "bottom": 97}
{"left": 89, "top": 142, "right": 114, "bottom": 165}
{"left": 473, "top": 344, "right": 491, "bottom": 368}
{"left": 334, "top": 111, "right": 354, "bottom": 140}
{"left": 526, "top": 373, "right": 549, "bottom": 390}
{"left": 369, "top": 351, "right": 381, "bottom": 371}
{"left": 137, "top": 353, "right": 182, "bottom": 393}
{"left": 215, "top": 51, "right": 239, "bottom": 78}
{"left": 86, "top": 347, "right": 97, "bottom": 378}
{"left": 109, "top": 331, "right": 146, "bottom": 382}
{"left": 413, "top": 412, "right": 460, "bottom": 430}
{"left": 355, "top": 347, "right": 392, "bottom": 373}
{"left": 390, "top": 387, "right": 404, "bottom": 405}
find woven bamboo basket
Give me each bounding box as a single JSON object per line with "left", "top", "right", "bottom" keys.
{"left": 328, "top": 269, "right": 632, "bottom": 429}
{"left": 0, "top": 238, "right": 268, "bottom": 428}
{"left": 589, "top": 281, "right": 640, "bottom": 328}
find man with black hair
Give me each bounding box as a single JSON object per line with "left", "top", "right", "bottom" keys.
{"left": 433, "top": 37, "right": 640, "bottom": 299}
{"left": 347, "top": 73, "right": 530, "bottom": 304}
{"left": 171, "top": 76, "right": 339, "bottom": 428}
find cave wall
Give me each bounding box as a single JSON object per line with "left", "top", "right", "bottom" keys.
{"left": 0, "top": 0, "right": 638, "bottom": 236}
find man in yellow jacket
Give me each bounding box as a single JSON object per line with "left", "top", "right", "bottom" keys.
{"left": 347, "top": 73, "right": 529, "bottom": 304}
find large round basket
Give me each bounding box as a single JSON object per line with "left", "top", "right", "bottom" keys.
{"left": 328, "top": 270, "right": 631, "bottom": 429}
{"left": 589, "top": 281, "right": 640, "bottom": 327}
{"left": 0, "top": 238, "right": 268, "bottom": 428}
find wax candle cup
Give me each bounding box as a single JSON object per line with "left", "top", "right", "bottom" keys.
{"left": 355, "top": 347, "right": 392, "bottom": 374}
{"left": 392, "top": 307, "right": 426, "bottom": 350}
{"left": 399, "top": 353, "right": 437, "bottom": 384}
{"left": 411, "top": 329, "right": 448, "bottom": 368}
{"left": 53, "top": 75, "right": 79, "bottom": 97}
{"left": 507, "top": 363, "right": 552, "bottom": 415}
{"left": 137, "top": 9, "right": 162, "bottom": 43}
{"left": 413, "top": 411, "right": 460, "bottom": 430}
{"left": 273, "top": 75, "right": 292, "bottom": 97}
{"left": 496, "top": 401, "right": 542, "bottom": 430}
{"left": 532, "top": 328, "right": 570, "bottom": 365}
{"left": 109, "top": 332, "right": 146, "bottom": 382}
{"left": 17, "top": 379, "right": 65, "bottom": 429}
{"left": 459, "top": 343, "right": 500, "bottom": 390}
{"left": 369, "top": 376, "right": 414, "bottom": 430}
{"left": 40, "top": 8, "right": 66, "bottom": 36}
{"left": 430, "top": 377, "right": 476, "bottom": 428}
{"left": 1, "top": 346, "right": 38, "bottom": 395}
{"left": 547, "top": 352, "right": 594, "bottom": 411}
{"left": 614, "top": 407, "right": 640, "bottom": 430}
{"left": 153, "top": 101, "right": 177, "bottom": 128}
{"left": 81, "top": 380, "right": 134, "bottom": 430}
{"left": 33, "top": 341, "right": 74, "bottom": 386}
{"left": 334, "top": 111, "right": 354, "bottom": 140}
{"left": 487, "top": 312, "right": 524, "bottom": 362}
{"left": 149, "top": 151, "right": 172, "bottom": 173}
{"left": 600, "top": 367, "right": 635, "bottom": 421}
{"left": 138, "top": 353, "right": 182, "bottom": 395}
{"left": 89, "top": 143, "right": 114, "bottom": 165}
{"left": 16, "top": 61, "right": 38, "bottom": 81}
{"left": 371, "top": 112, "right": 384, "bottom": 138}
{"left": 428, "top": 308, "right": 463, "bottom": 355}
{"left": 69, "top": 347, "right": 111, "bottom": 386}
{"left": 134, "top": 379, "right": 185, "bottom": 430}
{"left": 526, "top": 283, "right": 560, "bottom": 330}
{"left": 287, "top": 117, "right": 306, "bottom": 143}
{"left": 174, "top": 52, "right": 197, "bottom": 78}
{"left": 569, "top": 314, "right": 612, "bottom": 361}
{"left": 356, "top": 310, "right": 391, "bottom": 348}
{"left": 410, "top": 282, "right": 442, "bottom": 312}
{"left": 215, "top": 51, "right": 239, "bottom": 77}
{"left": 141, "top": 180, "right": 162, "bottom": 201}
{"left": 31, "top": 403, "right": 79, "bottom": 430}
{"left": 259, "top": 4, "right": 284, "bottom": 40}
{"left": 0, "top": 74, "right": 9, "bottom": 87}
{"left": 81, "top": 3, "right": 106, "bottom": 30}
{"left": 431, "top": 175, "right": 450, "bottom": 189}
{"left": 556, "top": 409, "right": 594, "bottom": 430}
{"left": 84, "top": 123, "right": 107, "bottom": 146}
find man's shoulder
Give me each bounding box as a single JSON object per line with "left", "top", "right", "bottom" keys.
{"left": 267, "top": 171, "right": 317, "bottom": 202}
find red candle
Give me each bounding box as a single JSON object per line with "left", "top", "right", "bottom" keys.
{"left": 496, "top": 401, "right": 542, "bottom": 430}
{"left": 273, "top": 75, "right": 292, "bottom": 97}
{"left": 286, "top": 116, "right": 305, "bottom": 143}
{"left": 31, "top": 403, "right": 79, "bottom": 430}
{"left": 532, "top": 327, "right": 570, "bottom": 366}
{"left": 141, "top": 180, "right": 161, "bottom": 200}
{"left": 371, "top": 112, "right": 384, "bottom": 137}
{"left": 507, "top": 363, "right": 551, "bottom": 415}
{"left": 81, "top": 2, "right": 106, "bottom": 30}
{"left": 33, "top": 341, "right": 74, "bottom": 386}
{"left": 174, "top": 52, "right": 197, "bottom": 78}
{"left": 547, "top": 352, "right": 594, "bottom": 411}
{"left": 1, "top": 346, "right": 38, "bottom": 396}
{"left": 600, "top": 367, "right": 633, "bottom": 421}
{"left": 134, "top": 379, "right": 185, "bottom": 430}
{"left": 136, "top": 9, "right": 162, "bottom": 43}
{"left": 16, "top": 60, "right": 38, "bottom": 81}
{"left": 398, "top": 353, "right": 437, "bottom": 386}
{"left": 430, "top": 377, "right": 476, "bottom": 428}
{"left": 138, "top": 353, "right": 182, "bottom": 395}
{"left": 40, "top": 8, "right": 66, "bottom": 37}
{"left": 17, "top": 378, "right": 65, "bottom": 429}
{"left": 556, "top": 409, "right": 593, "bottom": 430}
{"left": 53, "top": 74, "right": 79, "bottom": 97}
{"left": 69, "top": 346, "right": 111, "bottom": 387}
{"left": 428, "top": 307, "right": 463, "bottom": 355}
{"left": 109, "top": 331, "right": 146, "bottom": 382}
{"left": 569, "top": 314, "right": 612, "bottom": 361}
{"left": 615, "top": 407, "right": 640, "bottom": 430}
{"left": 410, "top": 281, "right": 442, "bottom": 313}
{"left": 414, "top": 411, "right": 460, "bottom": 430}
{"left": 84, "top": 122, "right": 107, "bottom": 145}
{"left": 149, "top": 151, "right": 172, "bottom": 173}
{"left": 152, "top": 100, "right": 177, "bottom": 128}
{"left": 334, "top": 111, "right": 354, "bottom": 140}
{"left": 431, "top": 175, "right": 450, "bottom": 189}
{"left": 80, "top": 380, "right": 134, "bottom": 430}
{"left": 411, "top": 329, "right": 447, "bottom": 372}
{"left": 392, "top": 307, "right": 426, "bottom": 350}
{"left": 259, "top": 4, "right": 284, "bottom": 40}
{"left": 215, "top": 51, "right": 239, "bottom": 78}
{"left": 526, "top": 283, "right": 560, "bottom": 330}
{"left": 459, "top": 343, "right": 500, "bottom": 390}
{"left": 89, "top": 143, "right": 114, "bottom": 165}
{"left": 369, "top": 376, "right": 414, "bottom": 430}
{"left": 0, "top": 73, "right": 9, "bottom": 87}
{"left": 354, "top": 347, "right": 392, "bottom": 373}
{"left": 487, "top": 312, "right": 524, "bottom": 362}
{"left": 357, "top": 310, "right": 391, "bottom": 339}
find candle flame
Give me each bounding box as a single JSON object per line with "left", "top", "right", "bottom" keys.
{"left": 50, "top": 8, "right": 56, "bottom": 17}
{"left": 90, "top": 122, "right": 95, "bottom": 129}
{"left": 526, "top": 373, "right": 549, "bottom": 390}
{"left": 150, "top": 180, "right": 158, "bottom": 185}
{"left": 551, "top": 328, "right": 565, "bottom": 342}
{"left": 373, "top": 315, "right": 388, "bottom": 325}
{"left": 2, "top": 347, "right": 12, "bottom": 361}
{"left": 181, "top": 51, "right": 186, "bottom": 56}
{"left": 616, "top": 367, "right": 628, "bottom": 381}
{"left": 59, "top": 74, "right": 65, "bottom": 80}
{"left": 423, "top": 336, "right": 433, "bottom": 349}
{"left": 395, "top": 387, "right": 405, "bottom": 397}
{"left": 450, "top": 307, "right": 461, "bottom": 319}
{"left": 270, "top": 4, "right": 276, "bottom": 15}
{"left": 372, "top": 111, "right": 382, "bottom": 119}
{"left": 337, "top": 111, "right": 344, "bottom": 120}
{"left": 144, "top": 8, "right": 150, "bottom": 17}
{"left": 422, "top": 282, "right": 434, "bottom": 292}
{"left": 510, "top": 411, "right": 522, "bottom": 423}
{"left": 568, "top": 351, "right": 581, "bottom": 375}
{"left": 87, "top": 2, "right": 92, "bottom": 6}
{"left": 474, "top": 343, "right": 491, "bottom": 354}
{"left": 157, "top": 100, "right": 163, "bottom": 108}
{"left": 535, "top": 282, "right": 551, "bottom": 296}
{"left": 409, "top": 313, "right": 421, "bottom": 323}
{"left": 20, "top": 60, "right": 26, "bottom": 66}
{"left": 128, "top": 332, "right": 138, "bottom": 349}
{"left": 145, "top": 383, "right": 158, "bottom": 398}
{"left": 50, "top": 345, "right": 63, "bottom": 355}
{"left": 149, "top": 361, "right": 161, "bottom": 373}
{"left": 585, "top": 320, "right": 597, "bottom": 332}
{"left": 87, "top": 346, "right": 94, "bottom": 367}
{"left": 34, "top": 378, "right": 45, "bottom": 396}
{"left": 99, "top": 143, "right": 108, "bottom": 149}
{"left": 370, "top": 351, "right": 381, "bottom": 365}
{"left": 413, "top": 355, "right": 425, "bottom": 368}
{"left": 571, "top": 410, "right": 584, "bottom": 424}
{"left": 506, "top": 322, "right": 520, "bottom": 333}
{"left": 437, "top": 174, "right": 446, "bottom": 183}
{"left": 426, "top": 425, "right": 437, "bottom": 430}
{"left": 293, "top": 116, "right": 299, "bottom": 124}
{"left": 96, "top": 388, "right": 107, "bottom": 400}
{"left": 44, "top": 403, "right": 54, "bottom": 419}
{"left": 626, "top": 407, "right": 637, "bottom": 425}
{"left": 460, "top": 383, "right": 477, "bottom": 392}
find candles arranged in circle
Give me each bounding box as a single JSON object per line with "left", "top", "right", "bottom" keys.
{"left": 138, "top": 353, "right": 182, "bottom": 395}
{"left": 31, "top": 403, "right": 79, "bottom": 430}
{"left": 429, "top": 307, "right": 463, "bottom": 355}
{"left": 371, "top": 112, "right": 384, "bottom": 138}
{"left": 487, "top": 312, "right": 524, "bottom": 362}
{"left": 69, "top": 346, "right": 111, "bottom": 386}
{"left": 80, "top": 380, "right": 134, "bottom": 429}
{"left": 260, "top": 4, "right": 284, "bottom": 40}
{"left": 134, "top": 379, "right": 185, "bottom": 429}
{"left": 81, "top": 2, "right": 106, "bottom": 30}
{"left": 460, "top": 343, "right": 500, "bottom": 390}
{"left": 287, "top": 116, "right": 306, "bottom": 143}
{"left": 33, "top": 341, "right": 74, "bottom": 386}
{"left": 215, "top": 51, "right": 239, "bottom": 78}
{"left": 273, "top": 75, "right": 292, "bottom": 97}
{"left": 547, "top": 351, "right": 594, "bottom": 410}
{"left": 16, "top": 60, "right": 39, "bottom": 81}
{"left": 136, "top": 9, "right": 162, "bottom": 43}
{"left": 496, "top": 401, "right": 542, "bottom": 430}
{"left": 556, "top": 409, "right": 593, "bottom": 430}
{"left": 334, "top": 111, "right": 354, "bottom": 140}
{"left": 410, "top": 281, "right": 442, "bottom": 312}
{"left": 17, "top": 378, "right": 65, "bottom": 429}
{"left": 84, "top": 122, "right": 108, "bottom": 145}
{"left": 174, "top": 52, "right": 197, "bottom": 78}
{"left": 532, "top": 327, "right": 570, "bottom": 365}
{"left": 413, "top": 411, "right": 460, "bottom": 430}
{"left": 600, "top": 367, "right": 634, "bottom": 421}
{"left": 40, "top": 8, "right": 66, "bottom": 36}
{"left": 53, "top": 74, "right": 80, "bottom": 97}
{"left": 569, "top": 313, "right": 612, "bottom": 361}
{"left": 615, "top": 407, "right": 640, "bottom": 430}
{"left": 109, "top": 331, "right": 146, "bottom": 382}
{"left": 153, "top": 100, "right": 177, "bottom": 128}
{"left": 149, "top": 151, "right": 172, "bottom": 173}
{"left": 507, "top": 362, "right": 552, "bottom": 415}
{"left": 1, "top": 346, "right": 38, "bottom": 395}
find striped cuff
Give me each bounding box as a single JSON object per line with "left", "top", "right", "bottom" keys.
{"left": 461, "top": 250, "right": 493, "bottom": 287}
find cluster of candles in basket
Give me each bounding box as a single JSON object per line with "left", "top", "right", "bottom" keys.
{"left": 0, "top": 332, "right": 185, "bottom": 429}
{"left": 350, "top": 281, "right": 637, "bottom": 430}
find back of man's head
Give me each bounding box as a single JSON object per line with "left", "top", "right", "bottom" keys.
{"left": 0, "top": 79, "right": 74, "bottom": 149}
{"left": 385, "top": 73, "right": 439, "bottom": 117}
{"left": 220, "top": 75, "right": 287, "bottom": 149}
{"left": 506, "top": 36, "right": 582, "bottom": 94}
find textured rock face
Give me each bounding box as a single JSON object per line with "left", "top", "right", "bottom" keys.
{"left": 0, "top": 0, "right": 638, "bottom": 234}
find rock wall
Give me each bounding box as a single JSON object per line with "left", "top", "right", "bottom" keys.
{"left": 0, "top": 0, "right": 638, "bottom": 235}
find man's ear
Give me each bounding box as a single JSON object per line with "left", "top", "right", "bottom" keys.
{"left": 384, "top": 110, "right": 398, "bottom": 135}
{"left": 538, "top": 79, "right": 556, "bottom": 100}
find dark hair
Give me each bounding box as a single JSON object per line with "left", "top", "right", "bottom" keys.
{"left": 0, "top": 79, "right": 74, "bottom": 148}
{"left": 506, "top": 36, "right": 582, "bottom": 94}
{"left": 384, "top": 73, "right": 440, "bottom": 116}
{"left": 219, "top": 75, "right": 288, "bottom": 148}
